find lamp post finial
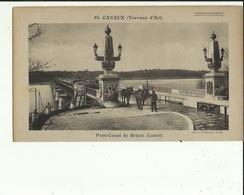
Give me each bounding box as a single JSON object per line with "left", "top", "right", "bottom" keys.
{"left": 105, "top": 24, "right": 111, "bottom": 35}
{"left": 203, "top": 32, "right": 224, "bottom": 72}
{"left": 211, "top": 32, "right": 217, "bottom": 40}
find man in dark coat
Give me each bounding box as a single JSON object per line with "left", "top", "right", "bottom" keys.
{"left": 151, "top": 91, "right": 158, "bottom": 112}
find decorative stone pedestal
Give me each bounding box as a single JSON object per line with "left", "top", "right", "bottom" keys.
{"left": 93, "top": 25, "right": 122, "bottom": 108}
{"left": 75, "top": 95, "right": 86, "bottom": 107}
{"left": 73, "top": 81, "right": 87, "bottom": 108}
{"left": 54, "top": 88, "right": 63, "bottom": 101}
{"left": 204, "top": 72, "right": 228, "bottom": 100}
{"left": 69, "top": 98, "right": 75, "bottom": 109}
{"left": 58, "top": 93, "right": 69, "bottom": 110}
{"left": 98, "top": 71, "right": 121, "bottom": 107}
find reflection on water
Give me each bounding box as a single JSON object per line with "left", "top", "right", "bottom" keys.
{"left": 29, "top": 84, "right": 55, "bottom": 113}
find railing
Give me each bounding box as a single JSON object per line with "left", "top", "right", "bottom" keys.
{"left": 54, "top": 78, "right": 73, "bottom": 89}
{"left": 55, "top": 78, "right": 100, "bottom": 100}
{"left": 172, "top": 88, "right": 205, "bottom": 98}
{"left": 86, "top": 87, "right": 97, "bottom": 97}
{"left": 151, "top": 86, "right": 172, "bottom": 93}
{"left": 151, "top": 86, "right": 204, "bottom": 98}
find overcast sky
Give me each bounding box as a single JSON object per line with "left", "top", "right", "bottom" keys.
{"left": 29, "top": 23, "right": 228, "bottom": 71}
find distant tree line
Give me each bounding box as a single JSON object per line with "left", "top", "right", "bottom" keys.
{"left": 118, "top": 69, "right": 208, "bottom": 79}
{"left": 29, "top": 69, "right": 212, "bottom": 84}
{"left": 29, "top": 70, "right": 102, "bottom": 83}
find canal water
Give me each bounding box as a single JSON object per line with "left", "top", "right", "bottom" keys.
{"left": 120, "top": 78, "right": 204, "bottom": 89}
{"left": 29, "top": 84, "right": 55, "bottom": 113}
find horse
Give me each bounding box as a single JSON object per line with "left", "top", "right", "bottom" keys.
{"left": 120, "top": 87, "right": 134, "bottom": 105}
{"left": 134, "top": 88, "right": 151, "bottom": 110}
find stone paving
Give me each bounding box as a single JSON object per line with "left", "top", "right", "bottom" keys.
{"left": 126, "top": 96, "right": 228, "bottom": 130}
{"left": 42, "top": 99, "right": 228, "bottom": 130}
{"left": 42, "top": 105, "right": 192, "bottom": 130}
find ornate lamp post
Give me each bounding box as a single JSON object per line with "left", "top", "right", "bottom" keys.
{"left": 93, "top": 25, "right": 122, "bottom": 107}
{"left": 203, "top": 32, "right": 228, "bottom": 100}
{"left": 93, "top": 25, "right": 122, "bottom": 73}
{"left": 203, "top": 32, "right": 225, "bottom": 72}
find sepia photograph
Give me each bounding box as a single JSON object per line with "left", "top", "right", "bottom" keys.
{"left": 2, "top": 3, "right": 242, "bottom": 195}
{"left": 28, "top": 23, "right": 229, "bottom": 131}
{"left": 13, "top": 6, "right": 243, "bottom": 141}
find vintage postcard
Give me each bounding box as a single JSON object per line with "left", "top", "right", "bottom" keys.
{"left": 13, "top": 6, "right": 243, "bottom": 141}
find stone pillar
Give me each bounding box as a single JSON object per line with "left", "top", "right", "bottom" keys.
{"left": 58, "top": 96, "right": 64, "bottom": 110}
{"left": 73, "top": 82, "right": 87, "bottom": 108}
{"left": 203, "top": 32, "right": 228, "bottom": 100}
{"left": 58, "top": 93, "right": 69, "bottom": 110}
{"left": 54, "top": 88, "right": 63, "bottom": 101}
{"left": 80, "top": 96, "right": 86, "bottom": 106}
{"left": 99, "top": 72, "right": 120, "bottom": 107}
{"left": 69, "top": 97, "right": 75, "bottom": 109}
{"left": 93, "top": 25, "right": 122, "bottom": 108}
{"left": 55, "top": 91, "right": 59, "bottom": 101}
{"left": 75, "top": 96, "right": 80, "bottom": 107}
{"left": 53, "top": 87, "right": 60, "bottom": 96}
